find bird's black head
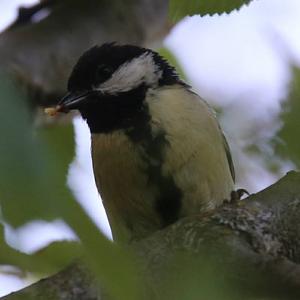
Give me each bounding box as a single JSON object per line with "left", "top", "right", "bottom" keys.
{"left": 58, "top": 43, "right": 182, "bottom": 133}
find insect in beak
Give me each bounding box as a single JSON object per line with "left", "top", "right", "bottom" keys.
{"left": 44, "top": 90, "right": 97, "bottom": 116}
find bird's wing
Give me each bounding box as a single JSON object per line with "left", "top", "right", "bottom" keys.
{"left": 187, "top": 87, "right": 236, "bottom": 183}
{"left": 221, "top": 131, "right": 235, "bottom": 183}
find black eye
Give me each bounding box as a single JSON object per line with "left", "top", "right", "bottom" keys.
{"left": 95, "top": 64, "right": 113, "bottom": 83}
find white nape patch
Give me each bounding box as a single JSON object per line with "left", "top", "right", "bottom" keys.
{"left": 96, "top": 52, "right": 162, "bottom": 94}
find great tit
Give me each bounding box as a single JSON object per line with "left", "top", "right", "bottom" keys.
{"left": 48, "top": 43, "right": 235, "bottom": 243}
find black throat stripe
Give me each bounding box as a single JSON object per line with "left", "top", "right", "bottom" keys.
{"left": 125, "top": 97, "right": 182, "bottom": 227}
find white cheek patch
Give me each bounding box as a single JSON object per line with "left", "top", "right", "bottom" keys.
{"left": 96, "top": 53, "right": 162, "bottom": 94}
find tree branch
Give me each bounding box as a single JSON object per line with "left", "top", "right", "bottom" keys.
{"left": 2, "top": 172, "right": 300, "bottom": 300}
{"left": 0, "top": 0, "right": 169, "bottom": 108}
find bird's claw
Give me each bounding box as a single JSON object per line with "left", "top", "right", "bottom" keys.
{"left": 224, "top": 188, "right": 250, "bottom": 204}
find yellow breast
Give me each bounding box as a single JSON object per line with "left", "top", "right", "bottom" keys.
{"left": 91, "top": 132, "right": 161, "bottom": 242}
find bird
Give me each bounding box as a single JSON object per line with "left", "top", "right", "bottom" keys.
{"left": 48, "top": 43, "right": 235, "bottom": 243}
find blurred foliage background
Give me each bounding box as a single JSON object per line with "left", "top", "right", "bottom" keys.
{"left": 0, "top": 0, "right": 299, "bottom": 299}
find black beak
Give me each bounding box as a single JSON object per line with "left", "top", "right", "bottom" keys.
{"left": 58, "top": 91, "right": 93, "bottom": 111}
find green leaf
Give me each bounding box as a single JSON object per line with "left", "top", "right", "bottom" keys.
{"left": 31, "top": 240, "right": 82, "bottom": 271}
{"left": 277, "top": 68, "right": 300, "bottom": 167}
{"left": 169, "top": 0, "right": 253, "bottom": 21}
{"left": 0, "top": 228, "right": 82, "bottom": 274}
{"left": 0, "top": 222, "right": 45, "bottom": 273}
{"left": 60, "top": 200, "right": 141, "bottom": 300}
{"left": 0, "top": 74, "right": 75, "bottom": 226}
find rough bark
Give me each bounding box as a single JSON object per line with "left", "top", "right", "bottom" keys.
{"left": 0, "top": 0, "right": 169, "bottom": 110}
{"left": 1, "top": 263, "right": 99, "bottom": 300}
{"left": 2, "top": 172, "right": 300, "bottom": 300}
{"left": 134, "top": 170, "right": 300, "bottom": 299}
